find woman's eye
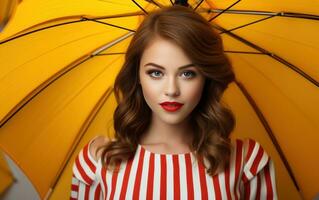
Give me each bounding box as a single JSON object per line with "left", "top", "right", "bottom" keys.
{"left": 146, "top": 70, "right": 196, "bottom": 79}
{"left": 147, "top": 70, "right": 163, "bottom": 78}
{"left": 182, "top": 71, "right": 196, "bottom": 78}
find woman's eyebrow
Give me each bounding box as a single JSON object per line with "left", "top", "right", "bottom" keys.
{"left": 144, "top": 62, "right": 195, "bottom": 70}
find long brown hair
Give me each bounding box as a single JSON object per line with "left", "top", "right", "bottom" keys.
{"left": 99, "top": 5, "right": 236, "bottom": 176}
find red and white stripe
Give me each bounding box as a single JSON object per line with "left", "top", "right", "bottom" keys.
{"left": 70, "top": 138, "right": 103, "bottom": 200}
{"left": 71, "top": 138, "right": 277, "bottom": 200}
{"left": 241, "top": 139, "right": 277, "bottom": 200}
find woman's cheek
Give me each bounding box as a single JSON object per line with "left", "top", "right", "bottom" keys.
{"left": 186, "top": 81, "right": 205, "bottom": 106}
{"left": 141, "top": 81, "right": 159, "bottom": 109}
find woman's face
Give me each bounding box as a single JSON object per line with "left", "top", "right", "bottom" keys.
{"left": 139, "top": 36, "right": 206, "bottom": 125}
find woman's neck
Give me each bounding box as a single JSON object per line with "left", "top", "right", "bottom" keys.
{"left": 139, "top": 115, "right": 194, "bottom": 148}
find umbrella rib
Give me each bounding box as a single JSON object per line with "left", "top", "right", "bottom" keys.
{"left": 89, "top": 12, "right": 145, "bottom": 20}
{"left": 282, "top": 12, "right": 319, "bottom": 20}
{"left": 234, "top": 80, "right": 301, "bottom": 192}
{"left": 144, "top": 0, "right": 163, "bottom": 8}
{"left": 212, "top": 23, "right": 319, "bottom": 87}
{"left": 96, "top": 52, "right": 126, "bottom": 56}
{"left": 193, "top": 0, "right": 204, "bottom": 11}
{"left": 204, "top": 9, "right": 319, "bottom": 21}
{"left": 220, "top": 15, "right": 276, "bottom": 34}
{"left": 92, "top": 32, "right": 135, "bottom": 55}
{"left": 0, "top": 19, "right": 82, "bottom": 45}
{"left": 90, "top": 51, "right": 265, "bottom": 56}
{"left": 0, "top": 12, "right": 143, "bottom": 45}
{"left": 208, "top": 0, "right": 241, "bottom": 22}
{"left": 225, "top": 50, "right": 264, "bottom": 55}
{"left": 81, "top": 51, "right": 265, "bottom": 56}
{"left": 132, "top": 0, "right": 148, "bottom": 15}
{"left": 83, "top": 17, "right": 136, "bottom": 32}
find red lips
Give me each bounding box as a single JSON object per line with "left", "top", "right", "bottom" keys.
{"left": 159, "top": 101, "right": 184, "bottom": 112}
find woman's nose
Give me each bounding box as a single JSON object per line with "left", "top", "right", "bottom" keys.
{"left": 165, "top": 77, "right": 180, "bottom": 97}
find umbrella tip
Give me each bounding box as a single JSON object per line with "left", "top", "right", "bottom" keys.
{"left": 173, "top": 0, "right": 189, "bottom": 7}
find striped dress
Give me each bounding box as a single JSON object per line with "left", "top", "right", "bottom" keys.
{"left": 70, "top": 138, "right": 277, "bottom": 200}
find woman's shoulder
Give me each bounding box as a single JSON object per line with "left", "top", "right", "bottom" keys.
{"left": 232, "top": 137, "right": 270, "bottom": 161}
{"left": 232, "top": 137, "right": 272, "bottom": 181}
{"left": 232, "top": 137, "right": 267, "bottom": 152}
{"left": 72, "top": 135, "right": 110, "bottom": 186}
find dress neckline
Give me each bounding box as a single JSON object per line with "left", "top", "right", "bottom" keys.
{"left": 138, "top": 143, "right": 195, "bottom": 156}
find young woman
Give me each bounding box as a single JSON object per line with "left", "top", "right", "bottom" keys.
{"left": 70, "top": 5, "right": 277, "bottom": 200}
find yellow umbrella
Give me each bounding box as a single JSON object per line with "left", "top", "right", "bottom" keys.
{"left": 0, "top": 0, "right": 318, "bottom": 199}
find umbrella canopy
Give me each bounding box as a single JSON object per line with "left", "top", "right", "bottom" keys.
{"left": 0, "top": 0, "right": 318, "bottom": 199}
